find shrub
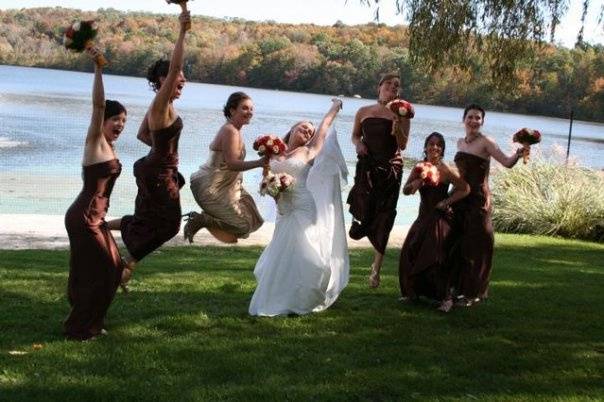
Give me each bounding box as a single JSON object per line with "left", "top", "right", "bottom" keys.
{"left": 492, "top": 157, "right": 604, "bottom": 242}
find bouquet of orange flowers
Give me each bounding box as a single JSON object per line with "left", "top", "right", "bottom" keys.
{"left": 259, "top": 172, "right": 295, "bottom": 198}
{"left": 63, "top": 20, "right": 106, "bottom": 66}
{"left": 413, "top": 161, "right": 440, "bottom": 186}
{"left": 513, "top": 128, "right": 541, "bottom": 164}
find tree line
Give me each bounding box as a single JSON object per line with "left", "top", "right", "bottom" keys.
{"left": 1, "top": 7, "right": 603, "bottom": 122}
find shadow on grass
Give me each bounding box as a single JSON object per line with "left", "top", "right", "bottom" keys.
{"left": 1, "top": 238, "right": 603, "bottom": 400}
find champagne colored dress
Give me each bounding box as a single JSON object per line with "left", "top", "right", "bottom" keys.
{"left": 121, "top": 117, "right": 185, "bottom": 260}
{"left": 189, "top": 146, "right": 263, "bottom": 239}
{"left": 64, "top": 159, "right": 123, "bottom": 340}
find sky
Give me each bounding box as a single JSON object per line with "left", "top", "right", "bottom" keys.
{"left": 0, "top": 0, "right": 602, "bottom": 48}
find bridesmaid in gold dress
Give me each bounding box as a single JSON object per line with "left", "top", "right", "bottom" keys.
{"left": 183, "top": 92, "right": 266, "bottom": 243}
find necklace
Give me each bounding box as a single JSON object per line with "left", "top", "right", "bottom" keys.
{"left": 464, "top": 133, "right": 481, "bottom": 144}
{"left": 377, "top": 99, "right": 389, "bottom": 106}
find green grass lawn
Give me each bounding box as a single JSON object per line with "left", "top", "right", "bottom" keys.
{"left": 1, "top": 234, "right": 602, "bottom": 401}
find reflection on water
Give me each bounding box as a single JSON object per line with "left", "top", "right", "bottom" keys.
{"left": 1, "top": 65, "right": 603, "bottom": 225}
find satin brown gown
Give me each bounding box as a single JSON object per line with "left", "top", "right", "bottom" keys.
{"left": 398, "top": 182, "right": 454, "bottom": 301}
{"left": 347, "top": 117, "right": 402, "bottom": 254}
{"left": 64, "top": 159, "right": 123, "bottom": 340}
{"left": 188, "top": 146, "right": 263, "bottom": 238}
{"left": 121, "top": 117, "right": 185, "bottom": 261}
{"left": 452, "top": 151, "right": 494, "bottom": 299}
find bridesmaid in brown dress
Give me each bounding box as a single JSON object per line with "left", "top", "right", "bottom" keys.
{"left": 107, "top": 10, "right": 191, "bottom": 287}
{"left": 347, "top": 72, "right": 411, "bottom": 288}
{"left": 452, "top": 104, "right": 530, "bottom": 306}
{"left": 398, "top": 132, "right": 469, "bottom": 312}
{"left": 64, "top": 47, "right": 127, "bottom": 340}
{"left": 183, "top": 92, "right": 266, "bottom": 244}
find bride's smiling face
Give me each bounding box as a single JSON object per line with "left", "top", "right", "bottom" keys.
{"left": 288, "top": 121, "right": 315, "bottom": 148}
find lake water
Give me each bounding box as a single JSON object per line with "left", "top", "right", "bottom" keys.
{"left": 1, "top": 65, "right": 603, "bottom": 225}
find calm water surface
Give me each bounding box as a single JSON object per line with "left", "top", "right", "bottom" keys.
{"left": 1, "top": 65, "right": 603, "bottom": 224}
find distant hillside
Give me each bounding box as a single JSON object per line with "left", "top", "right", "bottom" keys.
{"left": 1, "top": 7, "right": 603, "bottom": 122}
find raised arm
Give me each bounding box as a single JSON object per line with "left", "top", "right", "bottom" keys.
{"left": 435, "top": 163, "right": 470, "bottom": 210}
{"left": 148, "top": 11, "right": 190, "bottom": 124}
{"left": 85, "top": 47, "right": 105, "bottom": 146}
{"left": 307, "top": 98, "right": 343, "bottom": 157}
{"left": 484, "top": 136, "right": 524, "bottom": 168}
{"left": 221, "top": 126, "right": 266, "bottom": 172}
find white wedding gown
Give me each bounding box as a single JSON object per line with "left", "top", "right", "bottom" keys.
{"left": 249, "top": 128, "right": 350, "bottom": 316}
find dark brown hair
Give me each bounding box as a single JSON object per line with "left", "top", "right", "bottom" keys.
{"left": 223, "top": 91, "right": 251, "bottom": 118}
{"left": 146, "top": 59, "right": 170, "bottom": 92}
{"left": 463, "top": 103, "right": 486, "bottom": 119}
{"left": 423, "top": 131, "right": 446, "bottom": 161}
{"left": 104, "top": 100, "right": 126, "bottom": 121}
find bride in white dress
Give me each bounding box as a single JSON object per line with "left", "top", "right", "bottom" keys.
{"left": 249, "top": 99, "right": 350, "bottom": 316}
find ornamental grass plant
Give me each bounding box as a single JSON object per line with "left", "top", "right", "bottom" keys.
{"left": 492, "top": 153, "right": 604, "bottom": 242}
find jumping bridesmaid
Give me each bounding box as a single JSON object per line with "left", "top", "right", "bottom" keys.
{"left": 108, "top": 10, "right": 191, "bottom": 288}
{"left": 64, "top": 47, "right": 127, "bottom": 340}
{"left": 347, "top": 72, "right": 411, "bottom": 288}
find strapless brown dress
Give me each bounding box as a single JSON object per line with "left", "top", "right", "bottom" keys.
{"left": 398, "top": 182, "right": 455, "bottom": 301}
{"left": 121, "top": 117, "right": 185, "bottom": 261}
{"left": 452, "top": 151, "right": 494, "bottom": 300}
{"left": 64, "top": 159, "right": 123, "bottom": 340}
{"left": 347, "top": 117, "right": 402, "bottom": 254}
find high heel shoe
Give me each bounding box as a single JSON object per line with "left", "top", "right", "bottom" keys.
{"left": 368, "top": 264, "right": 380, "bottom": 288}
{"left": 182, "top": 211, "right": 200, "bottom": 244}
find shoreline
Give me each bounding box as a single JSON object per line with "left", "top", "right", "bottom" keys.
{"left": 0, "top": 214, "right": 410, "bottom": 250}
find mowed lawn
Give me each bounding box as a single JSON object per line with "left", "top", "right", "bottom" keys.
{"left": 0, "top": 234, "right": 602, "bottom": 401}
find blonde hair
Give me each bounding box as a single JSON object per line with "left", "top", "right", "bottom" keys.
{"left": 283, "top": 121, "right": 315, "bottom": 145}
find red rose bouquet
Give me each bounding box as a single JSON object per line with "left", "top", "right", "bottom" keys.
{"left": 513, "top": 128, "right": 541, "bottom": 164}
{"left": 386, "top": 99, "right": 415, "bottom": 119}
{"left": 413, "top": 161, "right": 440, "bottom": 186}
{"left": 259, "top": 172, "right": 295, "bottom": 198}
{"left": 63, "top": 20, "right": 107, "bottom": 66}
{"left": 253, "top": 135, "right": 287, "bottom": 157}
{"left": 386, "top": 98, "right": 414, "bottom": 148}
{"left": 166, "top": 0, "right": 192, "bottom": 30}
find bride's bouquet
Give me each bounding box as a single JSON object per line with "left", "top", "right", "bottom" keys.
{"left": 413, "top": 161, "right": 440, "bottom": 186}
{"left": 513, "top": 128, "right": 541, "bottom": 164}
{"left": 259, "top": 171, "right": 295, "bottom": 198}
{"left": 63, "top": 20, "right": 107, "bottom": 66}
